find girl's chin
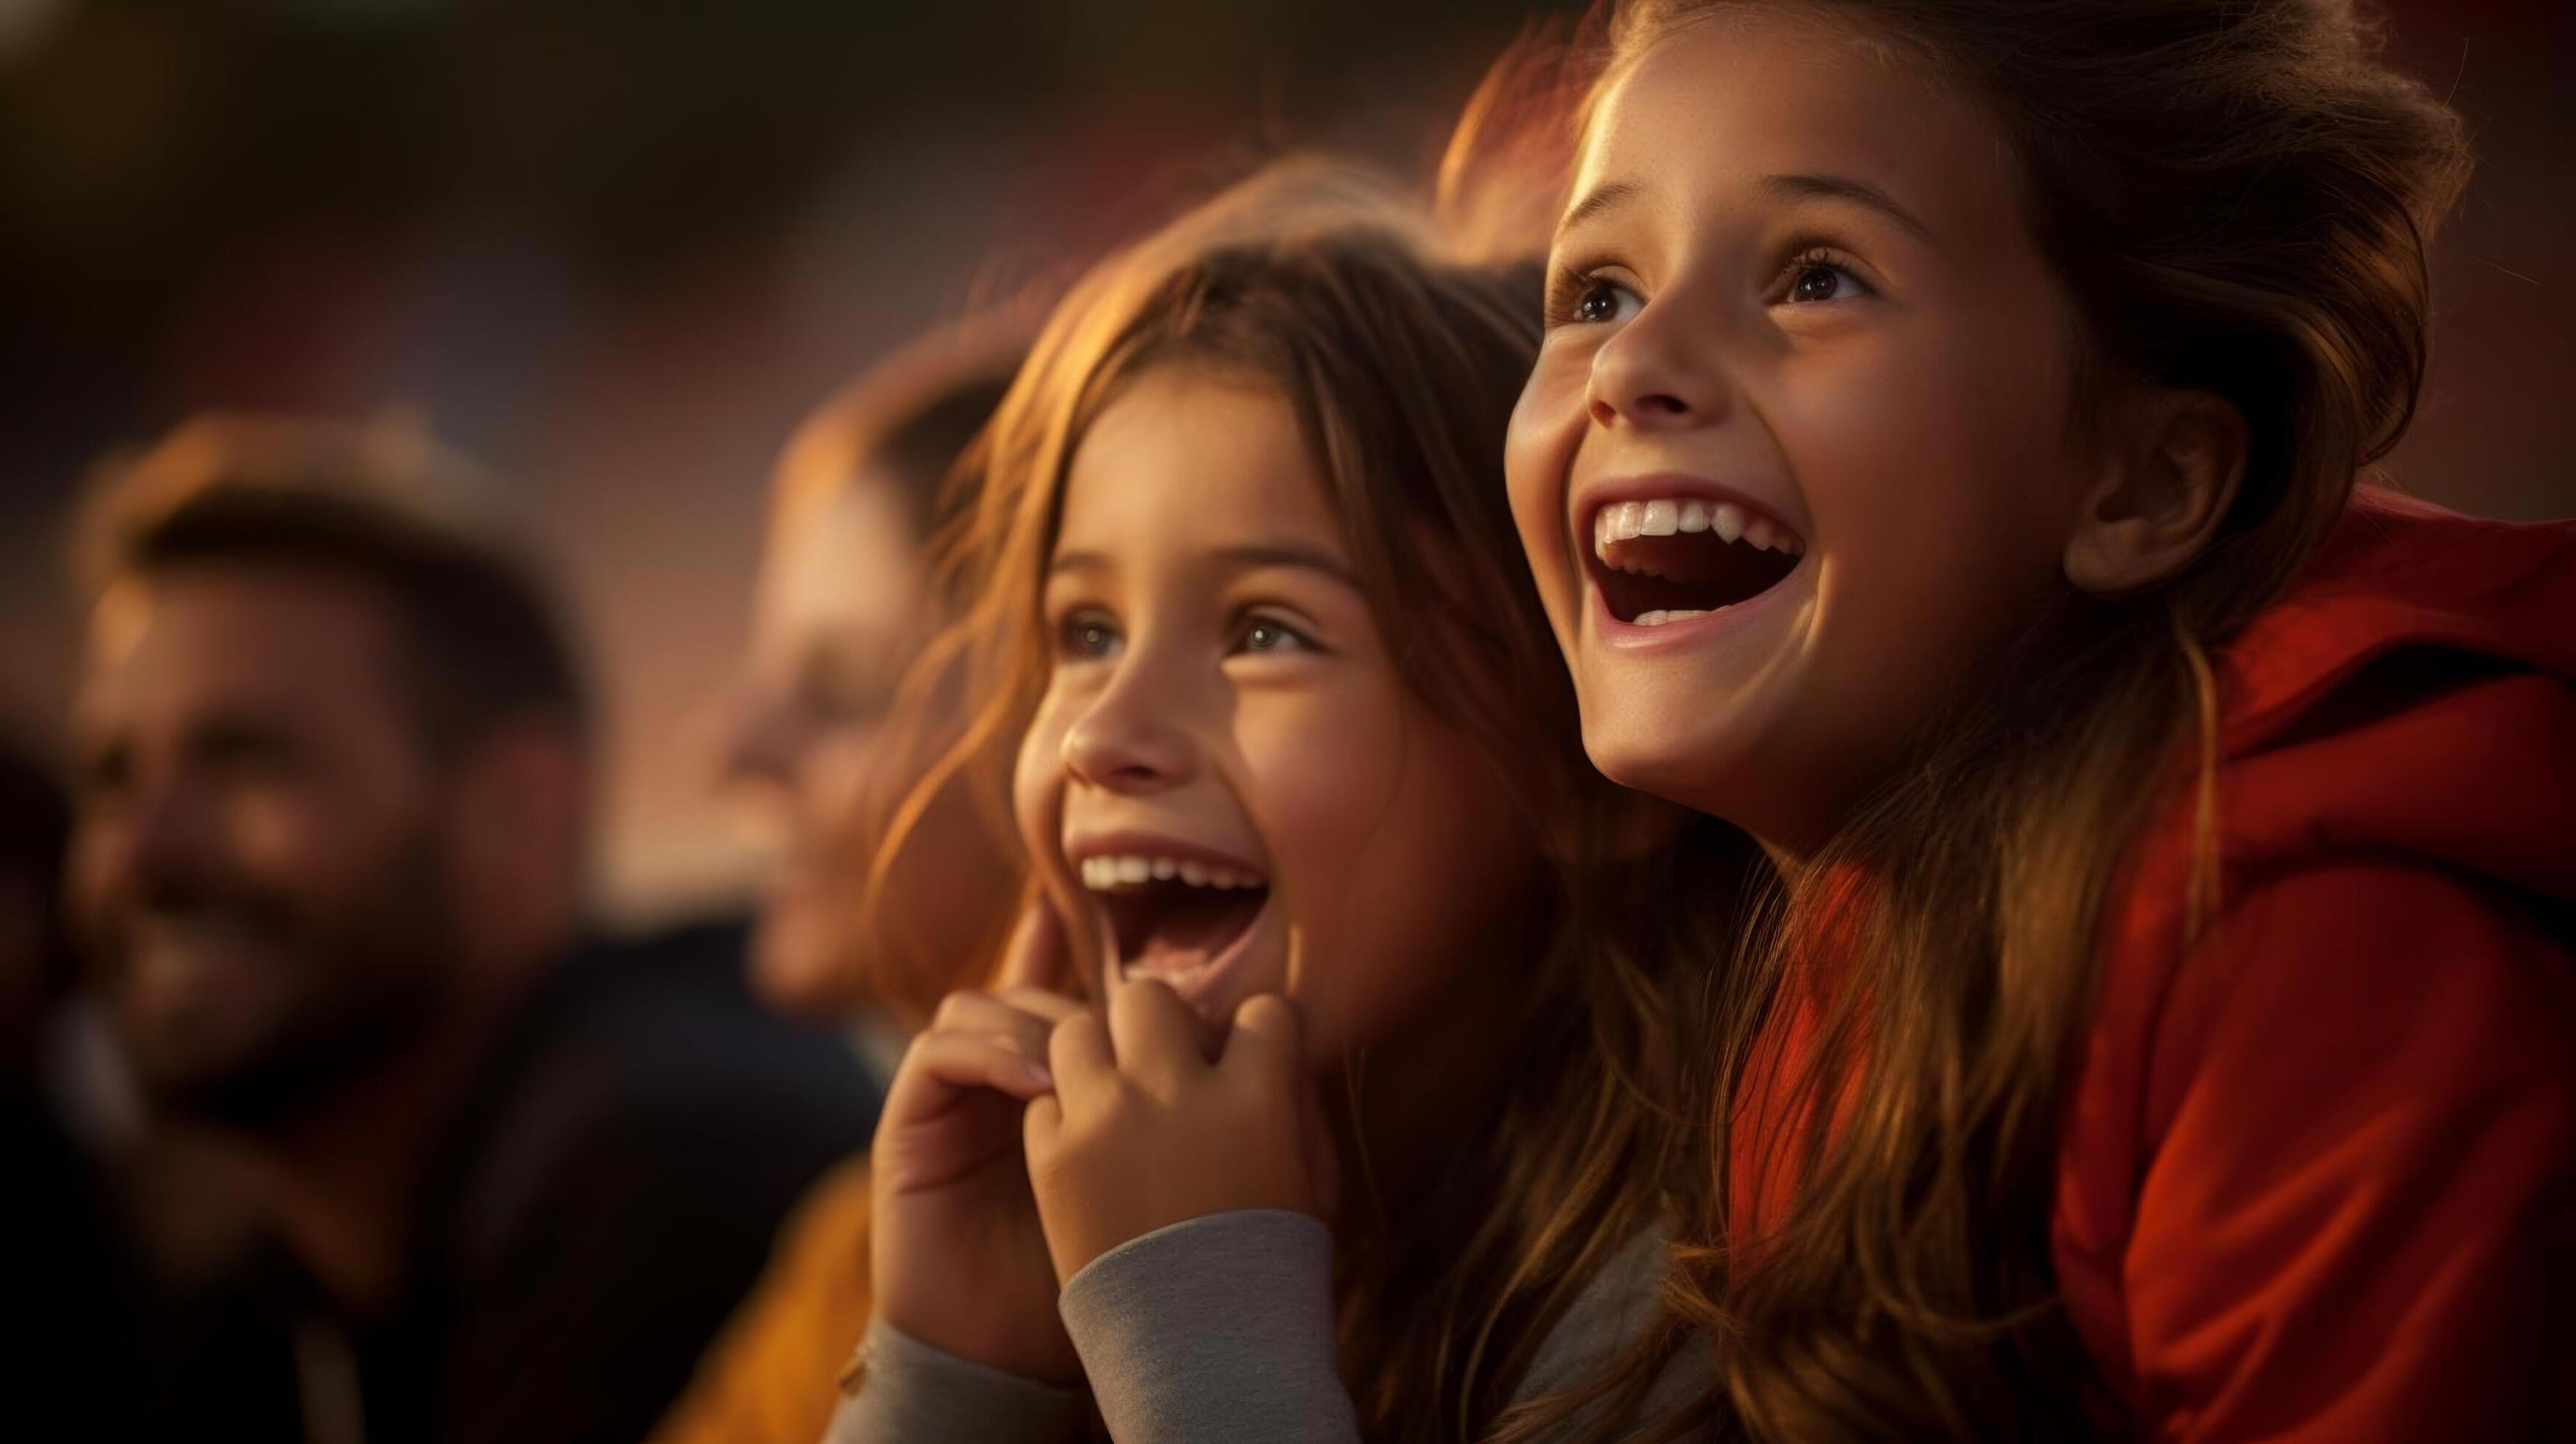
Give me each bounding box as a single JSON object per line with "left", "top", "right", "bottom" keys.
{"left": 1579, "top": 715, "right": 1822, "bottom": 838}
{"left": 1582, "top": 707, "right": 1759, "bottom": 794}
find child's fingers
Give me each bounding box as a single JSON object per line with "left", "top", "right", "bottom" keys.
{"left": 989, "top": 987, "right": 1086, "bottom": 1026}
{"left": 1221, "top": 993, "right": 1305, "bottom": 1084}
{"left": 1107, "top": 973, "right": 1208, "bottom": 1093}
{"left": 1022, "top": 1090, "right": 1064, "bottom": 1149}
{"left": 993, "top": 897, "right": 1073, "bottom": 992}
{"left": 900, "top": 1029, "right": 1056, "bottom": 1104}
{"left": 927, "top": 989, "right": 1060, "bottom": 1062}
{"left": 1047, "top": 1009, "right": 1115, "bottom": 1097}
{"left": 1229, "top": 995, "right": 1334, "bottom": 1216}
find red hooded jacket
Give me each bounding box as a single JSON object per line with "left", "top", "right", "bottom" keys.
{"left": 1727, "top": 490, "right": 2572, "bottom": 1438}
{"left": 2050, "top": 489, "right": 2576, "bottom": 1438}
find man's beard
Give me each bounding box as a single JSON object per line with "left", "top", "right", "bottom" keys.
{"left": 95, "top": 827, "right": 470, "bottom": 1132}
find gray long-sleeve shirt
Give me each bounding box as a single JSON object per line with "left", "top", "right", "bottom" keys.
{"left": 827, "top": 1209, "right": 1707, "bottom": 1442}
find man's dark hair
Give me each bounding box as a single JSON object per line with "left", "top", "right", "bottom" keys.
{"left": 81, "top": 417, "right": 588, "bottom": 760}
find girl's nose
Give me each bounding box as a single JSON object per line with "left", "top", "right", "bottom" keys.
{"left": 1587, "top": 302, "right": 1730, "bottom": 432}
{"left": 1060, "top": 672, "right": 1195, "bottom": 795}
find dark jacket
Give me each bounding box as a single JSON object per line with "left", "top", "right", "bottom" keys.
{"left": 136, "top": 919, "right": 881, "bottom": 1444}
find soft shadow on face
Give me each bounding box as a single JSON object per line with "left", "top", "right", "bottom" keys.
{"left": 1014, "top": 367, "right": 1543, "bottom": 1062}
{"left": 68, "top": 572, "right": 464, "bottom": 1125}
{"left": 1506, "top": 11, "right": 2097, "bottom": 852}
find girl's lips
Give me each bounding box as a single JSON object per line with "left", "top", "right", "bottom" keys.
{"left": 1582, "top": 547, "right": 1809, "bottom": 653}
{"left": 1103, "top": 890, "right": 1281, "bottom": 1037}
{"left": 1064, "top": 828, "right": 1280, "bottom": 1036}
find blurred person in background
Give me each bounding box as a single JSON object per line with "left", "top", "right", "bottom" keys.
{"left": 1, "top": 735, "right": 147, "bottom": 1439}
{"left": 718, "top": 313, "right": 1033, "bottom": 1039}
{"left": 65, "top": 416, "right": 879, "bottom": 1444}
{"left": 653, "top": 318, "right": 1033, "bottom": 1444}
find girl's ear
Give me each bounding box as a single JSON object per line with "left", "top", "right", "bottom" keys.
{"left": 2063, "top": 388, "right": 2247, "bottom": 595}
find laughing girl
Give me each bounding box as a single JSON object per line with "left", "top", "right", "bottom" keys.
{"left": 1487, "top": 0, "right": 2576, "bottom": 1437}
{"left": 831, "top": 164, "right": 1718, "bottom": 1441}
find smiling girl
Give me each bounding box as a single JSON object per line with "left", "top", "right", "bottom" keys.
{"left": 830, "top": 164, "right": 1719, "bottom": 1441}
{"left": 1483, "top": 0, "right": 2576, "bottom": 1437}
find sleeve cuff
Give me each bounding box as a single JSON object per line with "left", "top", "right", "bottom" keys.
{"left": 1058, "top": 1209, "right": 1361, "bottom": 1444}
{"left": 825, "top": 1317, "right": 1087, "bottom": 1444}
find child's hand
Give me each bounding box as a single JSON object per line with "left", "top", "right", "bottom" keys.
{"left": 869, "top": 908, "right": 1086, "bottom": 1383}
{"left": 1022, "top": 975, "right": 1338, "bottom": 1285}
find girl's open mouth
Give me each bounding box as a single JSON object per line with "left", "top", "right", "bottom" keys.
{"left": 1587, "top": 496, "right": 1804, "bottom": 625}
{"left": 1075, "top": 849, "right": 1272, "bottom": 1012}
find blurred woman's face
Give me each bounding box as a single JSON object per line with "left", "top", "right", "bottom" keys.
{"left": 723, "top": 470, "right": 1006, "bottom": 1018}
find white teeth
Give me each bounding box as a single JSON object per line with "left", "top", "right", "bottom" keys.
{"left": 1078, "top": 855, "right": 1265, "bottom": 892}
{"left": 1590, "top": 497, "right": 1806, "bottom": 561}
{"left": 1633, "top": 608, "right": 1713, "bottom": 626}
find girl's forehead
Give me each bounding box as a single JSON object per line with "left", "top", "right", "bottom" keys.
{"left": 1052, "top": 368, "right": 1352, "bottom": 574}
{"left": 1573, "top": 14, "right": 2010, "bottom": 242}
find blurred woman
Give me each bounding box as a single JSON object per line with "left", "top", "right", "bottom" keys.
{"left": 653, "top": 315, "right": 1034, "bottom": 1444}
{"left": 720, "top": 314, "right": 1033, "bottom": 1033}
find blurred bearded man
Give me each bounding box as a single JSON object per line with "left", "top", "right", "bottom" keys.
{"left": 66, "top": 417, "right": 878, "bottom": 1444}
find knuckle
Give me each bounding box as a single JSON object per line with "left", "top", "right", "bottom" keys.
{"left": 1120, "top": 976, "right": 1181, "bottom": 1017}
{"left": 1104, "top": 1074, "right": 1159, "bottom": 1118}
{"left": 1238, "top": 993, "right": 1296, "bottom": 1033}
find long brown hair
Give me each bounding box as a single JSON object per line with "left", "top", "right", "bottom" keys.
{"left": 1445, "top": 1, "right": 2471, "bottom": 1437}
{"left": 885, "top": 159, "right": 1713, "bottom": 1439}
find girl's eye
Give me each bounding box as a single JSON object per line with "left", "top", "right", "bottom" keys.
{"left": 1055, "top": 611, "right": 1120, "bottom": 660}
{"left": 1573, "top": 278, "right": 1641, "bottom": 326}
{"left": 1232, "top": 614, "right": 1313, "bottom": 656}
{"left": 1781, "top": 256, "right": 1870, "bottom": 305}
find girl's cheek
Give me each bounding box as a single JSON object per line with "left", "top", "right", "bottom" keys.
{"left": 1506, "top": 348, "right": 1593, "bottom": 623}
{"left": 1011, "top": 698, "right": 1072, "bottom": 861}
{"left": 1780, "top": 336, "right": 2085, "bottom": 760}
{"left": 1234, "top": 697, "right": 1366, "bottom": 853}
{"left": 1233, "top": 688, "right": 1411, "bottom": 965}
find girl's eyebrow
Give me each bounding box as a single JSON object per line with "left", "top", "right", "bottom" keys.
{"left": 1761, "top": 172, "right": 1937, "bottom": 245}
{"left": 1047, "top": 543, "right": 1360, "bottom": 589}
{"left": 1557, "top": 179, "right": 1641, "bottom": 240}
{"left": 1555, "top": 172, "right": 1937, "bottom": 247}
{"left": 1212, "top": 542, "right": 1363, "bottom": 591}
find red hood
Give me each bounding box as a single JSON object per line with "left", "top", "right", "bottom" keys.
{"left": 2201, "top": 487, "right": 2576, "bottom": 905}
{"left": 2054, "top": 496, "right": 2576, "bottom": 1432}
